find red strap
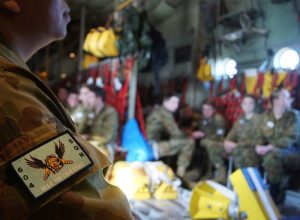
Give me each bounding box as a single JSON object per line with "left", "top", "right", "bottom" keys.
{"left": 180, "top": 79, "right": 188, "bottom": 105}
{"left": 217, "top": 77, "right": 224, "bottom": 95}
{"left": 135, "top": 92, "right": 147, "bottom": 138}
{"left": 253, "top": 72, "right": 264, "bottom": 96}
{"left": 271, "top": 72, "right": 279, "bottom": 90}
{"left": 284, "top": 72, "right": 292, "bottom": 89}
{"left": 229, "top": 77, "right": 237, "bottom": 90}
{"left": 291, "top": 71, "right": 298, "bottom": 90}
{"left": 239, "top": 74, "right": 245, "bottom": 94}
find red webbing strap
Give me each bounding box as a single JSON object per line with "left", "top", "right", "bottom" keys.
{"left": 284, "top": 72, "right": 292, "bottom": 89}
{"left": 181, "top": 78, "right": 188, "bottom": 105}
{"left": 229, "top": 77, "right": 238, "bottom": 90}
{"left": 217, "top": 77, "right": 224, "bottom": 95}
{"left": 291, "top": 71, "right": 298, "bottom": 91}
{"left": 271, "top": 72, "right": 279, "bottom": 91}
{"left": 253, "top": 72, "right": 264, "bottom": 97}
{"left": 239, "top": 74, "right": 246, "bottom": 94}
{"left": 104, "top": 63, "right": 116, "bottom": 107}
{"left": 116, "top": 58, "right": 133, "bottom": 124}
{"left": 135, "top": 92, "right": 147, "bottom": 138}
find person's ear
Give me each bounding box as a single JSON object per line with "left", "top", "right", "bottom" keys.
{"left": 0, "top": 0, "right": 20, "bottom": 13}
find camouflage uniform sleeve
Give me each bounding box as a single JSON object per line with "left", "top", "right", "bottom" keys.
{"left": 201, "top": 138, "right": 224, "bottom": 148}
{"left": 216, "top": 114, "right": 226, "bottom": 136}
{"left": 255, "top": 114, "right": 268, "bottom": 145}
{"left": 146, "top": 111, "right": 161, "bottom": 140}
{"left": 90, "top": 107, "right": 119, "bottom": 146}
{"left": 162, "top": 113, "right": 184, "bottom": 139}
{"left": 226, "top": 121, "right": 239, "bottom": 142}
{"left": 235, "top": 115, "right": 264, "bottom": 148}
{"left": 201, "top": 115, "right": 226, "bottom": 148}
{"left": 146, "top": 108, "right": 184, "bottom": 140}
{"left": 271, "top": 113, "right": 297, "bottom": 148}
{"left": 0, "top": 73, "right": 31, "bottom": 219}
{"left": 71, "top": 105, "right": 88, "bottom": 134}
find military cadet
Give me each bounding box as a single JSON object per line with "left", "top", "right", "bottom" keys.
{"left": 193, "top": 99, "right": 227, "bottom": 183}
{"left": 224, "top": 95, "right": 261, "bottom": 168}
{"left": 81, "top": 85, "right": 119, "bottom": 160}
{"left": 146, "top": 93, "right": 195, "bottom": 177}
{"left": 0, "top": 0, "right": 133, "bottom": 219}
{"left": 255, "top": 88, "right": 300, "bottom": 204}
{"left": 70, "top": 84, "right": 93, "bottom": 133}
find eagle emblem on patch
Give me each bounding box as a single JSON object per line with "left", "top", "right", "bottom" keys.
{"left": 25, "top": 141, "right": 73, "bottom": 180}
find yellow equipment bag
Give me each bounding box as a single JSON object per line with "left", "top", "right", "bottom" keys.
{"left": 83, "top": 27, "right": 119, "bottom": 58}
{"left": 262, "top": 71, "right": 273, "bottom": 98}
{"left": 109, "top": 161, "right": 151, "bottom": 200}
{"left": 83, "top": 27, "right": 105, "bottom": 57}
{"left": 109, "top": 161, "right": 178, "bottom": 200}
{"left": 97, "top": 28, "right": 119, "bottom": 58}
{"left": 245, "top": 75, "right": 258, "bottom": 95}
{"left": 189, "top": 167, "right": 281, "bottom": 220}
{"left": 230, "top": 167, "right": 281, "bottom": 220}
{"left": 189, "top": 180, "right": 235, "bottom": 219}
{"left": 82, "top": 54, "right": 98, "bottom": 69}
{"left": 197, "top": 58, "right": 213, "bottom": 82}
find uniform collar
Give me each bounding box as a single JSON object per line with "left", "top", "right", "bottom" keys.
{"left": 161, "top": 106, "right": 173, "bottom": 115}
{"left": 0, "top": 35, "right": 30, "bottom": 71}
{"left": 270, "top": 110, "right": 289, "bottom": 121}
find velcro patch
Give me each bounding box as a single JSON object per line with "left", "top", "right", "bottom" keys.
{"left": 10, "top": 131, "right": 93, "bottom": 199}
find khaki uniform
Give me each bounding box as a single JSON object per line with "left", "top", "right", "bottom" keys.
{"left": 73, "top": 105, "right": 119, "bottom": 160}
{"left": 199, "top": 113, "right": 226, "bottom": 166}
{"left": 257, "top": 110, "right": 299, "bottom": 184}
{"left": 87, "top": 106, "right": 119, "bottom": 161}
{"left": 226, "top": 114, "right": 261, "bottom": 168}
{"left": 70, "top": 103, "right": 90, "bottom": 133}
{"left": 146, "top": 107, "right": 194, "bottom": 172}
{"left": 0, "top": 40, "right": 132, "bottom": 220}
{"left": 82, "top": 105, "right": 119, "bottom": 147}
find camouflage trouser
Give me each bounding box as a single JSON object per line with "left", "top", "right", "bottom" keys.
{"left": 263, "top": 147, "right": 300, "bottom": 184}
{"left": 202, "top": 139, "right": 225, "bottom": 166}
{"left": 233, "top": 147, "right": 259, "bottom": 169}
{"left": 158, "top": 138, "right": 195, "bottom": 170}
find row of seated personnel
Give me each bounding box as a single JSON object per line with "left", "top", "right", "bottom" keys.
{"left": 145, "top": 89, "right": 300, "bottom": 205}
{"left": 66, "top": 84, "right": 119, "bottom": 162}
{"left": 64, "top": 84, "right": 300, "bottom": 204}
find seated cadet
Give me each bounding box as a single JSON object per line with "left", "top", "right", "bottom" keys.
{"left": 70, "top": 84, "right": 94, "bottom": 133}
{"left": 81, "top": 85, "right": 119, "bottom": 161}
{"left": 146, "top": 93, "right": 195, "bottom": 177}
{"left": 0, "top": 1, "right": 133, "bottom": 219}
{"left": 224, "top": 95, "right": 261, "bottom": 168}
{"left": 192, "top": 99, "right": 227, "bottom": 183}
{"left": 256, "top": 88, "right": 300, "bottom": 204}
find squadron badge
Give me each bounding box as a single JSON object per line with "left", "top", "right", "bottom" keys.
{"left": 25, "top": 141, "right": 73, "bottom": 180}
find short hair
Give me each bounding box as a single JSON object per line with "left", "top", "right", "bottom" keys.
{"left": 162, "top": 92, "right": 180, "bottom": 102}
{"left": 201, "top": 99, "right": 215, "bottom": 109}
{"left": 87, "top": 85, "right": 106, "bottom": 101}
{"left": 79, "top": 83, "right": 89, "bottom": 90}
{"left": 270, "top": 88, "right": 287, "bottom": 105}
